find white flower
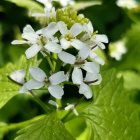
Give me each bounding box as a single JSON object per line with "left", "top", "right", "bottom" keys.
{"left": 32, "top": 7, "right": 56, "bottom": 18}
{"left": 78, "top": 43, "right": 105, "bottom": 65}
{"left": 12, "top": 23, "right": 61, "bottom": 59}
{"left": 65, "top": 103, "right": 78, "bottom": 116}
{"left": 59, "top": 0, "right": 75, "bottom": 7}
{"left": 116, "top": 0, "right": 138, "bottom": 9}
{"left": 9, "top": 69, "right": 28, "bottom": 94}
{"left": 72, "top": 67, "right": 101, "bottom": 99}
{"left": 36, "top": 0, "right": 52, "bottom": 9}
{"left": 58, "top": 51, "right": 100, "bottom": 73}
{"left": 9, "top": 70, "right": 26, "bottom": 84}
{"left": 83, "top": 21, "right": 108, "bottom": 50}
{"left": 57, "top": 21, "right": 84, "bottom": 50}
{"left": 109, "top": 40, "right": 127, "bottom": 61}
{"left": 12, "top": 25, "right": 39, "bottom": 45}
{"left": 20, "top": 67, "right": 67, "bottom": 99}
{"left": 58, "top": 50, "right": 101, "bottom": 99}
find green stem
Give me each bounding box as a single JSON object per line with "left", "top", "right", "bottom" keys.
{"left": 46, "top": 56, "right": 55, "bottom": 72}
{"left": 30, "top": 90, "right": 51, "bottom": 113}
{"left": 61, "top": 110, "right": 72, "bottom": 123}
{"left": 56, "top": 99, "right": 62, "bottom": 108}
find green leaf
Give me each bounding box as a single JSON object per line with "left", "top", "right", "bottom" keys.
{"left": 6, "top": 0, "right": 43, "bottom": 12}
{"left": 0, "top": 56, "right": 40, "bottom": 109}
{"left": 82, "top": 69, "right": 140, "bottom": 140}
{"left": 119, "top": 70, "right": 140, "bottom": 90}
{"left": 73, "top": 1, "right": 102, "bottom": 11}
{"left": 116, "top": 24, "right": 140, "bottom": 71}
{"left": 15, "top": 113, "right": 75, "bottom": 140}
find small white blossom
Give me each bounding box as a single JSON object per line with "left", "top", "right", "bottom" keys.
{"left": 116, "top": 0, "right": 138, "bottom": 9}
{"left": 12, "top": 25, "right": 39, "bottom": 45}
{"left": 9, "top": 70, "right": 26, "bottom": 84}
{"left": 83, "top": 21, "right": 108, "bottom": 50}
{"left": 78, "top": 43, "right": 105, "bottom": 65}
{"left": 57, "top": 21, "right": 84, "bottom": 50}
{"left": 59, "top": 0, "right": 75, "bottom": 7}
{"left": 58, "top": 51, "right": 100, "bottom": 73}
{"left": 72, "top": 67, "right": 101, "bottom": 99}
{"left": 57, "top": 50, "right": 101, "bottom": 99}
{"left": 12, "top": 23, "right": 61, "bottom": 59}
{"left": 65, "top": 103, "right": 78, "bottom": 116}
{"left": 21, "top": 67, "right": 67, "bottom": 99}
{"left": 109, "top": 40, "right": 127, "bottom": 61}
{"left": 36, "top": 0, "right": 52, "bottom": 9}
{"left": 32, "top": 7, "right": 56, "bottom": 19}
{"left": 9, "top": 70, "right": 28, "bottom": 94}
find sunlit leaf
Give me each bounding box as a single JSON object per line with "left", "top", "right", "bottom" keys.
{"left": 15, "top": 113, "right": 75, "bottom": 140}
{"left": 119, "top": 70, "right": 140, "bottom": 90}
{"left": 116, "top": 24, "right": 140, "bottom": 71}
{"left": 6, "top": 0, "right": 43, "bottom": 12}
{"left": 82, "top": 69, "right": 140, "bottom": 140}
{"left": 73, "top": 1, "right": 102, "bottom": 11}
{"left": 0, "top": 56, "right": 40, "bottom": 109}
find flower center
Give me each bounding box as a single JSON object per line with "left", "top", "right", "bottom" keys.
{"left": 38, "top": 35, "right": 48, "bottom": 46}
{"left": 74, "top": 60, "right": 85, "bottom": 66}
{"left": 65, "top": 33, "right": 73, "bottom": 41}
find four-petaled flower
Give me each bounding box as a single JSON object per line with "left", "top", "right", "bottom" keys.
{"left": 12, "top": 23, "right": 62, "bottom": 59}
{"left": 22, "top": 67, "right": 67, "bottom": 99}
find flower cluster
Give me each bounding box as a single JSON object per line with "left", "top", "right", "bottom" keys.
{"left": 10, "top": 1, "right": 108, "bottom": 101}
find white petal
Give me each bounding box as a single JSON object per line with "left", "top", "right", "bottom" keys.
{"left": 48, "top": 85, "right": 64, "bottom": 99}
{"left": 60, "top": 38, "right": 71, "bottom": 49}
{"left": 44, "top": 7, "right": 56, "bottom": 18}
{"left": 48, "top": 100, "right": 59, "bottom": 109}
{"left": 37, "top": 0, "right": 52, "bottom": 8}
{"left": 71, "top": 39, "right": 86, "bottom": 50}
{"left": 58, "top": 51, "right": 76, "bottom": 64}
{"left": 44, "top": 42, "right": 62, "bottom": 53}
{"left": 79, "top": 83, "right": 92, "bottom": 99}
{"left": 22, "top": 33, "right": 38, "bottom": 44}
{"left": 45, "top": 22, "right": 58, "bottom": 37}
{"left": 57, "top": 21, "right": 68, "bottom": 35}
{"left": 19, "top": 85, "right": 28, "bottom": 93}
{"left": 70, "top": 23, "right": 83, "bottom": 37}
{"left": 32, "top": 13, "right": 46, "bottom": 17}
{"left": 22, "top": 25, "right": 38, "bottom": 43}
{"left": 51, "top": 36, "right": 59, "bottom": 43}
{"left": 49, "top": 71, "right": 67, "bottom": 85}
{"left": 65, "top": 104, "right": 74, "bottom": 110}
{"left": 9, "top": 70, "right": 25, "bottom": 84}
{"left": 29, "top": 67, "right": 47, "bottom": 82}
{"left": 73, "top": 108, "right": 79, "bottom": 116}
{"left": 89, "top": 52, "right": 105, "bottom": 65}
{"left": 11, "top": 40, "right": 27, "bottom": 45}
{"left": 84, "top": 73, "right": 102, "bottom": 85}
{"left": 65, "top": 104, "right": 79, "bottom": 116}
{"left": 72, "top": 67, "right": 83, "bottom": 84}
{"left": 84, "top": 21, "right": 93, "bottom": 35}
{"left": 36, "top": 28, "right": 45, "bottom": 34}
{"left": 25, "top": 79, "right": 44, "bottom": 90}
{"left": 82, "top": 62, "right": 100, "bottom": 73}
{"left": 96, "top": 41, "right": 106, "bottom": 50}
{"left": 78, "top": 46, "right": 91, "bottom": 59}
{"left": 23, "top": 24, "right": 35, "bottom": 34}
{"left": 25, "top": 44, "right": 41, "bottom": 59}
{"left": 95, "top": 34, "right": 108, "bottom": 43}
